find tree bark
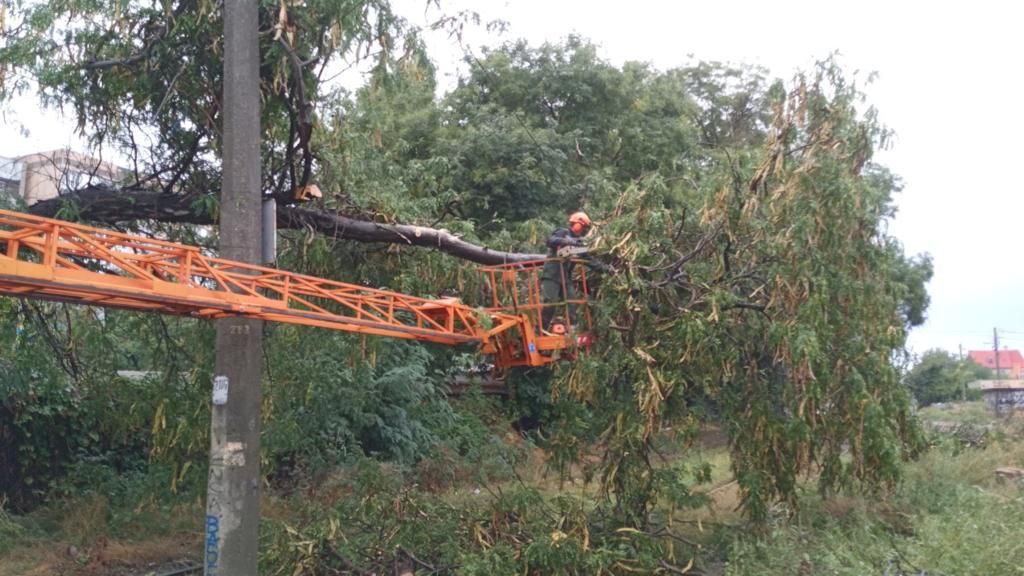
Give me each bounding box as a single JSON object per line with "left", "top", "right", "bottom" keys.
{"left": 28, "top": 187, "right": 546, "bottom": 265}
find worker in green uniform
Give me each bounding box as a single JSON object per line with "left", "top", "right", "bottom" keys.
{"left": 541, "top": 211, "right": 594, "bottom": 332}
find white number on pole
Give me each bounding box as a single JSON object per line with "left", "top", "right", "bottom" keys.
{"left": 212, "top": 375, "right": 229, "bottom": 405}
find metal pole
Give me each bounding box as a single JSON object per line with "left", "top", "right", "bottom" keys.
{"left": 205, "top": 1, "right": 262, "bottom": 574}
{"left": 994, "top": 327, "right": 1001, "bottom": 381}
{"left": 262, "top": 197, "right": 277, "bottom": 265}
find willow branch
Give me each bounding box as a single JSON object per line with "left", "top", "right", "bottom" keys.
{"left": 27, "top": 186, "right": 545, "bottom": 265}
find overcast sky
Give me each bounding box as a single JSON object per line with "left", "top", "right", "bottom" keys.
{"left": 2, "top": 0, "right": 1022, "bottom": 356}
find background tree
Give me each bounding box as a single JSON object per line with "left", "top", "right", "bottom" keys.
{"left": 905, "top": 349, "right": 992, "bottom": 407}
{"left": 436, "top": 39, "right": 934, "bottom": 523}
{"left": 0, "top": 4, "right": 937, "bottom": 569}
{"left": 0, "top": 0, "right": 544, "bottom": 263}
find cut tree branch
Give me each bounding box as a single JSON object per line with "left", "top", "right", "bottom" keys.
{"left": 27, "top": 186, "right": 545, "bottom": 266}
{"left": 81, "top": 53, "right": 146, "bottom": 70}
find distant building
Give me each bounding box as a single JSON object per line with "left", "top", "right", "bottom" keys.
{"left": 0, "top": 149, "right": 123, "bottom": 206}
{"left": 968, "top": 349, "right": 1024, "bottom": 379}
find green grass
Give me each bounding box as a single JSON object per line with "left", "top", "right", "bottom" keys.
{"left": 0, "top": 501, "right": 29, "bottom": 556}
{"left": 720, "top": 424, "right": 1024, "bottom": 576}
{"left": 0, "top": 491, "right": 203, "bottom": 575}
{"left": 918, "top": 400, "right": 993, "bottom": 426}
{"left": 5, "top": 415, "right": 1024, "bottom": 575}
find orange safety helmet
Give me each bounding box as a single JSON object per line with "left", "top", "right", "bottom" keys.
{"left": 568, "top": 211, "right": 592, "bottom": 235}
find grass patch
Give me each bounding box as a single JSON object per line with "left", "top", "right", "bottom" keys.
{"left": 918, "top": 400, "right": 994, "bottom": 426}
{"left": 0, "top": 494, "right": 202, "bottom": 575}
{"left": 0, "top": 499, "right": 31, "bottom": 555}
{"left": 4, "top": 419, "right": 1023, "bottom": 575}
{"left": 719, "top": 424, "right": 1024, "bottom": 575}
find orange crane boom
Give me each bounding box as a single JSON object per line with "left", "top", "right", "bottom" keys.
{"left": 0, "top": 209, "right": 585, "bottom": 368}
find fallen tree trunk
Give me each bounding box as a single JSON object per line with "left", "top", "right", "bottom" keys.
{"left": 27, "top": 187, "right": 545, "bottom": 266}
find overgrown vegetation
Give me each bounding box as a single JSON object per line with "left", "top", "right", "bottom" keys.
{"left": 0, "top": 0, "right": 964, "bottom": 573}
{"left": 5, "top": 414, "right": 1022, "bottom": 575}
{"left": 905, "top": 349, "right": 991, "bottom": 407}
{"left": 723, "top": 421, "right": 1024, "bottom": 575}
{"left": 918, "top": 400, "right": 993, "bottom": 426}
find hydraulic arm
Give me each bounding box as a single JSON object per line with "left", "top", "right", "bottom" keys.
{"left": 0, "top": 209, "right": 588, "bottom": 368}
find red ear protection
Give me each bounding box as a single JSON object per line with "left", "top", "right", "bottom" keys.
{"left": 571, "top": 222, "right": 583, "bottom": 234}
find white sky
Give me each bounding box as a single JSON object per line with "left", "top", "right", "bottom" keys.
{"left": 2, "top": 0, "right": 1022, "bottom": 356}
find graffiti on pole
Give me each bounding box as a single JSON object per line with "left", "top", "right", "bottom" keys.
{"left": 205, "top": 514, "right": 221, "bottom": 575}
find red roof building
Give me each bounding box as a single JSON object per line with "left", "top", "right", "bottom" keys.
{"left": 969, "top": 349, "right": 1024, "bottom": 379}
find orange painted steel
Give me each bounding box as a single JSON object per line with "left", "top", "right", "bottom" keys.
{"left": 0, "top": 209, "right": 591, "bottom": 368}
{"left": 477, "top": 258, "right": 593, "bottom": 369}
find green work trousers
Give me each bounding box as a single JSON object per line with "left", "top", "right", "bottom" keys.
{"left": 541, "top": 260, "right": 576, "bottom": 330}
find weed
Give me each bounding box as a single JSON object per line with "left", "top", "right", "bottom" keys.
{"left": 918, "top": 400, "right": 992, "bottom": 426}
{"left": 0, "top": 498, "right": 28, "bottom": 555}
{"left": 721, "top": 426, "right": 1024, "bottom": 576}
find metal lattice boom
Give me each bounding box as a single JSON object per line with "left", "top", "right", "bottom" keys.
{"left": 0, "top": 209, "right": 541, "bottom": 354}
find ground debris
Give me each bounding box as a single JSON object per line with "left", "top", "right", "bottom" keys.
{"left": 995, "top": 466, "right": 1024, "bottom": 482}
{"left": 883, "top": 557, "right": 938, "bottom": 576}
{"left": 125, "top": 559, "right": 201, "bottom": 576}
{"left": 925, "top": 421, "right": 992, "bottom": 447}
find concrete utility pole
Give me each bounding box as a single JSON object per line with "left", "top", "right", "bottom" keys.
{"left": 205, "top": 1, "right": 263, "bottom": 574}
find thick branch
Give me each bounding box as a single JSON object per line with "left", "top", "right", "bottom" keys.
{"left": 80, "top": 20, "right": 170, "bottom": 70}
{"left": 81, "top": 54, "right": 146, "bottom": 70}
{"left": 28, "top": 187, "right": 544, "bottom": 265}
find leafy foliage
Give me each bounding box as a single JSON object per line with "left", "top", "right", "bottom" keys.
{"left": 0, "top": 0, "right": 410, "bottom": 200}
{"left": 0, "top": 1, "right": 940, "bottom": 569}
{"left": 261, "top": 458, "right": 707, "bottom": 575}
{"left": 0, "top": 300, "right": 183, "bottom": 510}
{"left": 725, "top": 420, "right": 1024, "bottom": 576}
{"left": 904, "top": 349, "right": 991, "bottom": 407}
{"left": 442, "top": 41, "right": 933, "bottom": 524}
{"left": 264, "top": 334, "right": 445, "bottom": 474}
